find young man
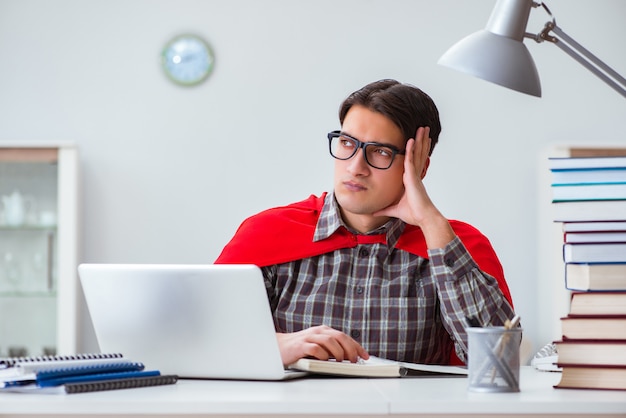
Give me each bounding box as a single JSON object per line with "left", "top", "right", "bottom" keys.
{"left": 216, "top": 79, "right": 515, "bottom": 366}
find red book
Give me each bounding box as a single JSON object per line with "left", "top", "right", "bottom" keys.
{"left": 554, "top": 340, "right": 626, "bottom": 366}
{"left": 555, "top": 364, "right": 626, "bottom": 391}
{"left": 560, "top": 315, "right": 626, "bottom": 340}
{"left": 569, "top": 292, "right": 626, "bottom": 315}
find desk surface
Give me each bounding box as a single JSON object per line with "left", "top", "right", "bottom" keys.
{"left": 1, "top": 367, "right": 625, "bottom": 417}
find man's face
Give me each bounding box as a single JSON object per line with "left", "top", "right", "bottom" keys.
{"left": 333, "top": 105, "right": 406, "bottom": 231}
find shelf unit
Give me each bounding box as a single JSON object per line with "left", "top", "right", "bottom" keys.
{"left": 0, "top": 144, "right": 78, "bottom": 356}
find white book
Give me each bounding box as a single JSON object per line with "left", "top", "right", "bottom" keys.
{"left": 0, "top": 357, "right": 129, "bottom": 380}
{"left": 549, "top": 156, "right": 626, "bottom": 170}
{"left": 563, "top": 243, "right": 626, "bottom": 263}
{"left": 565, "top": 231, "right": 626, "bottom": 243}
{"left": 562, "top": 221, "right": 626, "bottom": 232}
{"left": 288, "top": 356, "right": 467, "bottom": 378}
{"left": 552, "top": 200, "right": 626, "bottom": 222}
{"left": 551, "top": 168, "right": 626, "bottom": 185}
{"left": 552, "top": 183, "right": 626, "bottom": 201}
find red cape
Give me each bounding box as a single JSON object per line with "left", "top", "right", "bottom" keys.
{"left": 215, "top": 193, "right": 512, "bottom": 305}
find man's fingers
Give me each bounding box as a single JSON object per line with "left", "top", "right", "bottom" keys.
{"left": 305, "top": 326, "right": 368, "bottom": 363}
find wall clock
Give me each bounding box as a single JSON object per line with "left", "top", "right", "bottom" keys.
{"left": 161, "top": 34, "right": 215, "bottom": 86}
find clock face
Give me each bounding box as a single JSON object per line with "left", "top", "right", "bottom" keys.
{"left": 161, "top": 35, "right": 215, "bottom": 86}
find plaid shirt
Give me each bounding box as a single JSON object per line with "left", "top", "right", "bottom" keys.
{"left": 262, "top": 193, "right": 514, "bottom": 364}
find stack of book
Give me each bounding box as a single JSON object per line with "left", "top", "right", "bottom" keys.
{"left": 0, "top": 353, "right": 178, "bottom": 394}
{"left": 549, "top": 155, "right": 626, "bottom": 391}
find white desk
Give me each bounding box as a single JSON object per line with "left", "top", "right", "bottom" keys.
{"left": 1, "top": 367, "right": 625, "bottom": 417}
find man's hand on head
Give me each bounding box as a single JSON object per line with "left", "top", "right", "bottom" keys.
{"left": 374, "top": 126, "right": 455, "bottom": 249}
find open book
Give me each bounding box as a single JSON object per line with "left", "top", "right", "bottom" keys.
{"left": 288, "top": 356, "right": 467, "bottom": 378}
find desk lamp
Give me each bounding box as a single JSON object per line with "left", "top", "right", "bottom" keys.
{"left": 438, "top": 0, "right": 626, "bottom": 98}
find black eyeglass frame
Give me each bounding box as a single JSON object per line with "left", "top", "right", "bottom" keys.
{"left": 327, "top": 130, "right": 406, "bottom": 170}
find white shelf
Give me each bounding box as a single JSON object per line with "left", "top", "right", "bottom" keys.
{"left": 0, "top": 143, "right": 79, "bottom": 357}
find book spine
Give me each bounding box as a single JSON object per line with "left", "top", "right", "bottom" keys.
{"left": 63, "top": 374, "right": 178, "bottom": 394}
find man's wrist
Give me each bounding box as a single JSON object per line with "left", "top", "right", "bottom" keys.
{"left": 420, "top": 214, "right": 455, "bottom": 249}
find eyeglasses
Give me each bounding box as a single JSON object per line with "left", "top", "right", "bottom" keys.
{"left": 327, "top": 130, "right": 405, "bottom": 170}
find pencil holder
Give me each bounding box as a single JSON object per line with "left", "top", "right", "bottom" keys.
{"left": 467, "top": 327, "right": 522, "bottom": 393}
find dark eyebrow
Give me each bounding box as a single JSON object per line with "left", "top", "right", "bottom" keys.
{"left": 339, "top": 131, "right": 403, "bottom": 151}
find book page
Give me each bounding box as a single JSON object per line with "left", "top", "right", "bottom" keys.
{"left": 368, "top": 356, "right": 468, "bottom": 376}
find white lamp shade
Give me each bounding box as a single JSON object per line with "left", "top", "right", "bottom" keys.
{"left": 438, "top": 30, "right": 542, "bottom": 97}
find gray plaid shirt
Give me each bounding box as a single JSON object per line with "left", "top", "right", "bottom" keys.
{"left": 262, "top": 193, "right": 514, "bottom": 364}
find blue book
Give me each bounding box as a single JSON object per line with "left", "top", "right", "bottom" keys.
{"left": 1, "top": 362, "right": 146, "bottom": 388}
{"left": 37, "top": 370, "right": 161, "bottom": 388}
{"left": 35, "top": 362, "right": 145, "bottom": 380}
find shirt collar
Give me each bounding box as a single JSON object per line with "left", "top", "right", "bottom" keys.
{"left": 314, "top": 192, "right": 405, "bottom": 248}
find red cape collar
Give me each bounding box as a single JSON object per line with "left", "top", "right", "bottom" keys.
{"left": 215, "top": 192, "right": 511, "bottom": 304}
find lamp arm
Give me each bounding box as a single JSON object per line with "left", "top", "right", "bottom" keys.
{"left": 530, "top": 20, "right": 626, "bottom": 99}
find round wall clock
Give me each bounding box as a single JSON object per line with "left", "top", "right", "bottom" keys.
{"left": 161, "top": 34, "right": 215, "bottom": 86}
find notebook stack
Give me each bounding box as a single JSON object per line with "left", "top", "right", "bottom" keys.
{"left": 0, "top": 353, "right": 178, "bottom": 394}
{"left": 549, "top": 155, "right": 626, "bottom": 391}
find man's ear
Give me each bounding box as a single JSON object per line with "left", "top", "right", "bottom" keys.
{"left": 420, "top": 157, "right": 430, "bottom": 179}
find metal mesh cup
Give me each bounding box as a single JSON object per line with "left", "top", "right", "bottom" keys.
{"left": 467, "top": 327, "right": 523, "bottom": 393}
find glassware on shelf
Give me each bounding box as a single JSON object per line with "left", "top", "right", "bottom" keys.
{"left": 39, "top": 210, "right": 57, "bottom": 227}
{"left": 2, "top": 251, "right": 20, "bottom": 292}
{"left": 1, "top": 190, "right": 37, "bottom": 227}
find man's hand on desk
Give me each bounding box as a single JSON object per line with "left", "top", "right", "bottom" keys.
{"left": 277, "top": 325, "right": 370, "bottom": 366}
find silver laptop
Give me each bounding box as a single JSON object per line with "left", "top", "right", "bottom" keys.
{"left": 78, "top": 263, "right": 306, "bottom": 380}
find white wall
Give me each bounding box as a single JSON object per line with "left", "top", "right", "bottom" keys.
{"left": 1, "top": 0, "right": 625, "bottom": 356}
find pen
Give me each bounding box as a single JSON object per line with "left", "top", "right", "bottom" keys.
{"left": 1, "top": 379, "right": 36, "bottom": 388}
{"left": 490, "top": 315, "right": 521, "bottom": 383}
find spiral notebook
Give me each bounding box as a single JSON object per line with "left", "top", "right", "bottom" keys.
{"left": 3, "top": 374, "right": 178, "bottom": 394}
{"left": 78, "top": 264, "right": 307, "bottom": 381}
{"left": 0, "top": 352, "right": 124, "bottom": 369}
